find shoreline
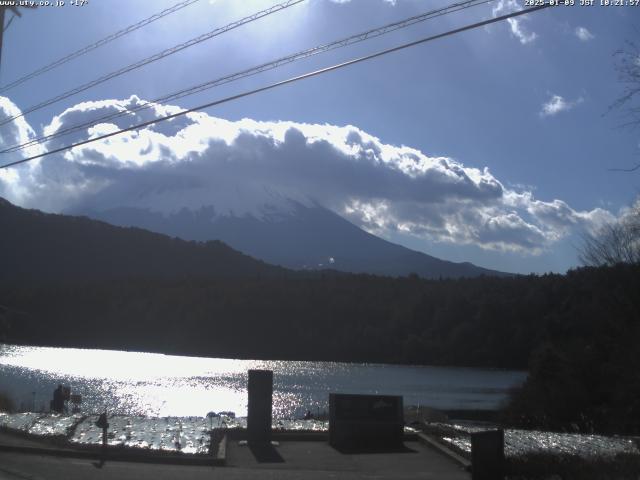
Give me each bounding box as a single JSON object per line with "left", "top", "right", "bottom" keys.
{"left": 0, "top": 341, "right": 530, "bottom": 372}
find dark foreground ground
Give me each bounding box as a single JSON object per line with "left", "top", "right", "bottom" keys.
{"left": 0, "top": 431, "right": 469, "bottom": 480}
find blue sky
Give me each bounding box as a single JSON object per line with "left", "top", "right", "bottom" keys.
{"left": 0, "top": 0, "right": 638, "bottom": 274}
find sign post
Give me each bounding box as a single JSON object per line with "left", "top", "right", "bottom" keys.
{"left": 95, "top": 411, "right": 109, "bottom": 452}
{"left": 247, "top": 370, "right": 273, "bottom": 444}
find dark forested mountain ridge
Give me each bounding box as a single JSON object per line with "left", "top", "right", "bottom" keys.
{"left": 0, "top": 197, "right": 285, "bottom": 285}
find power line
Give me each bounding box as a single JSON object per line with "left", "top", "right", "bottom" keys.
{"left": 0, "top": 2, "right": 553, "bottom": 171}
{"left": 0, "top": 0, "right": 305, "bottom": 127}
{"left": 2, "top": 0, "right": 490, "bottom": 154}
{"left": 0, "top": 0, "right": 202, "bottom": 94}
{"left": 1, "top": 0, "right": 491, "bottom": 155}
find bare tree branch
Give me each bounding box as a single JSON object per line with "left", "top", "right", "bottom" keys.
{"left": 606, "top": 35, "right": 640, "bottom": 172}
{"left": 609, "top": 163, "right": 640, "bottom": 172}
{"left": 580, "top": 201, "right": 640, "bottom": 266}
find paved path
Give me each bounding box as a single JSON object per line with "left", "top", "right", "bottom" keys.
{"left": 225, "top": 439, "right": 470, "bottom": 478}
{"left": 0, "top": 432, "right": 57, "bottom": 449}
{"left": 0, "top": 434, "right": 470, "bottom": 479}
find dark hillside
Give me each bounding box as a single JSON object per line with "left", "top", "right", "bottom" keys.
{"left": 0, "top": 197, "right": 285, "bottom": 285}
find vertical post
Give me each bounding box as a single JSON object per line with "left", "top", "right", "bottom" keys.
{"left": 102, "top": 425, "right": 108, "bottom": 449}
{"left": 0, "top": 6, "right": 36, "bottom": 77}
{"left": 0, "top": 7, "right": 5, "bottom": 72}
{"left": 247, "top": 369, "right": 273, "bottom": 444}
{"left": 471, "top": 429, "right": 505, "bottom": 480}
{"left": 95, "top": 411, "right": 109, "bottom": 462}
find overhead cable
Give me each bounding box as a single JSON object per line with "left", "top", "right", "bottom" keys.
{"left": 0, "top": 0, "right": 203, "bottom": 94}
{"left": 0, "top": 0, "right": 305, "bottom": 126}
{"left": 1, "top": 0, "right": 491, "bottom": 155}
{"left": 0, "top": 3, "right": 553, "bottom": 170}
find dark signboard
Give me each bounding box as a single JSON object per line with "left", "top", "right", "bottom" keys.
{"left": 329, "top": 393, "right": 403, "bottom": 450}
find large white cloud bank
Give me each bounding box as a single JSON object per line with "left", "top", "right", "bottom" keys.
{"left": 0, "top": 95, "right": 614, "bottom": 255}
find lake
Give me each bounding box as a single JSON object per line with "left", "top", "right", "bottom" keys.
{"left": 0, "top": 344, "right": 527, "bottom": 418}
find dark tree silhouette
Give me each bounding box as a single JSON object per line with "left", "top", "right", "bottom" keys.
{"left": 611, "top": 39, "right": 640, "bottom": 130}
{"left": 580, "top": 200, "right": 640, "bottom": 266}
{"left": 609, "top": 37, "right": 640, "bottom": 172}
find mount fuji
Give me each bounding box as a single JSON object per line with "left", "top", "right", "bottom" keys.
{"left": 73, "top": 189, "right": 507, "bottom": 278}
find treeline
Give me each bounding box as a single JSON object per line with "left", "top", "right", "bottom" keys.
{"left": 2, "top": 272, "right": 545, "bottom": 367}
{"left": 2, "top": 264, "right": 639, "bottom": 433}
{"left": 0, "top": 266, "right": 635, "bottom": 371}
{"left": 503, "top": 264, "right": 640, "bottom": 434}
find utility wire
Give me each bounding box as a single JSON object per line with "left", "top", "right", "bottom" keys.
{"left": 0, "top": 0, "right": 202, "bottom": 94}
{"left": 0, "top": 3, "right": 553, "bottom": 170}
{"left": 0, "top": 0, "right": 305, "bottom": 127}
{"left": 1, "top": 0, "right": 491, "bottom": 155}
{"left": 4, "top": 12, "right": 16, "bottom": 33}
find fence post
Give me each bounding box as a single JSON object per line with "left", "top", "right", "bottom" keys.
{"left": 471, "top": 429, "right": 504, "bottom": 480}
{"left": 247, "top": 369, "right": 273, "bottom": 444}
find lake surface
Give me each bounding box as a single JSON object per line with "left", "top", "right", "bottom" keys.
{"left": 0, "top": 344, "right": 527, "bottom": 418}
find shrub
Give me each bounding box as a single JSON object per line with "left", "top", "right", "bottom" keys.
{"left": 0, "top": 391, "right": 15, "bottom": 413}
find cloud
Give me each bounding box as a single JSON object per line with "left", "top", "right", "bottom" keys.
{"left": 0, "top": 95, "right": 615, "bottom": 255}
{"left": 575, "top": 26, "right": 594, "bottom": 42}
{"left": 492, "top": 0, "right": 537, "bottom": 45}
{"left": 540, "top": 94, "right": 583, "bottom": 117}
{"left": 0, "top": 97, "right": 46, "bottom": 205}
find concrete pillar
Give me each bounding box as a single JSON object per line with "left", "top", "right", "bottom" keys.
{"left": 471, "top": 429, "right": 504, "bottom": 480}
{"left": 247, "top": 369, "right": 273, "bottom": 443}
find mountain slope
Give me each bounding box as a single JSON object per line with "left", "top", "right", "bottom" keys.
{"left": 83, "top": 202, "right": 508, "bottom": 278}
{"left": 0, "top": 197, "right": 285, "bottom": 285}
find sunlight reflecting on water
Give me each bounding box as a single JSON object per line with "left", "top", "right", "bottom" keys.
{"left": 0, "top": 345, "right": 250, "bottom": 380}
{"left": 0, "top": 344, "right": 527, "bottom": 418}
{"left": 435, "top": 423, "right": 639, "bottom": 459}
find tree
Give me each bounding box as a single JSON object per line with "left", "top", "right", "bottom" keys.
{"left": 580, "top": 200, "right": 640, "bottom": 266}
{"left": 609, "top": 37, "right": 640, "bottom": 172}
{"left": 611, "top": 39, "right": 640, "bottom": 130}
